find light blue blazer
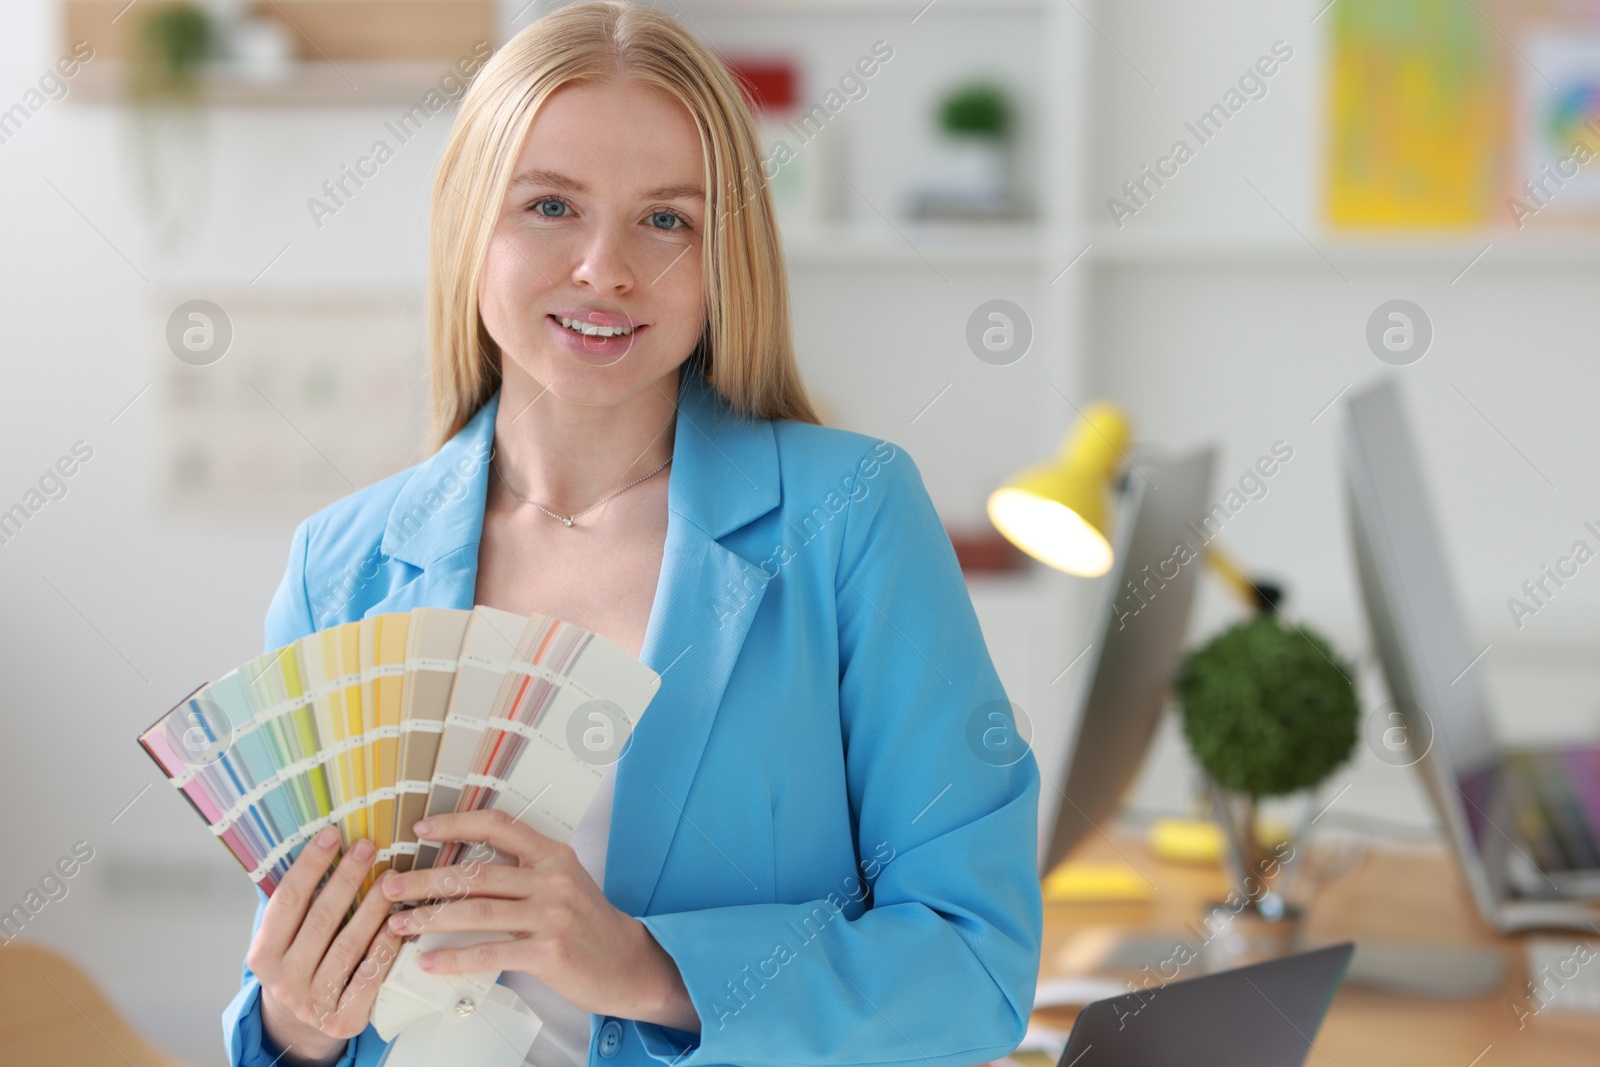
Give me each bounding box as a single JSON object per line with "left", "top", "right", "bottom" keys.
{"left": 223, "top": 367, "right": 1042, "bottom": 1067}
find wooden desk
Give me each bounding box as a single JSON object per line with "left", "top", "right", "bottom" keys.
{"left": 1035, "top": 835, "right": 1600, "bottom": 1066}
{"left": 0, "top": 941, "right": 198, "bottom": 1067}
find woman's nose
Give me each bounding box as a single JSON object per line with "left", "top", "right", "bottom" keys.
{"left": 569, "top": 224, "right": 635, "bottom": 294}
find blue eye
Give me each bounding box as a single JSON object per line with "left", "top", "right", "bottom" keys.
{"left": 649, "top": 210, "right": 685, "bottom": 230}
{"left": 531, "top": 197, "right": 570, "bottom": 217}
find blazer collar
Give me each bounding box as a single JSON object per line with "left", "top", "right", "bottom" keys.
{"left": 366, "top": 368, "right": 782, "bottom": 917}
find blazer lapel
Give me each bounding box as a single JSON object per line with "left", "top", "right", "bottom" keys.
{"left": 607, "top": 372, "right": 780, "bottom": 915}
{"left": 362, "top": 391, "right": 500, "bottom": 617}
{"left": 360, "top": 371, "right": 782, "bottom": 916}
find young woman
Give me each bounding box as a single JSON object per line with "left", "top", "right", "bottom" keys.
{"left": 222, "top": 4, "right": 1041, "bottom": 1066}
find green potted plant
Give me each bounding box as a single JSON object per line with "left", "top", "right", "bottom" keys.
{"left": 1175, "top": 615, "right": 1359, "bottom": 958}
{"left": 122, "top": 3, "right": 216, "bottom": 253}
{"left": 918, "top": 79, "right": 1017, "bottom": 217}
{"left": 128, "top": 2, "right": 213, "bottom": 102}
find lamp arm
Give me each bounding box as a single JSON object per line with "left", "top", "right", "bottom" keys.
{"left": 1202, "top": 544, "right": 1282, "bottom": 614}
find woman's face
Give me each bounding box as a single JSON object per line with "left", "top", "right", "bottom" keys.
{"left": 478, "top": 78, "right": 707, "bottom": 405}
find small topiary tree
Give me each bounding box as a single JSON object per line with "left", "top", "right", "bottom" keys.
{"left": 1175, "top": 615, "right": 1359, "bottom": 897}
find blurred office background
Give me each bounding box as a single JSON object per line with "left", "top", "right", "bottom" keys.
{"left": 4, "top": 0, "right": 1600, "bottom": 1061}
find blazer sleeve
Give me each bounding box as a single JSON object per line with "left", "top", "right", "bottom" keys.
{"left": 222, "top": 518, "right": 390, "bottom": 1067}
{"left": 632, "top": 443, "right": 1044, "bottom": 1067}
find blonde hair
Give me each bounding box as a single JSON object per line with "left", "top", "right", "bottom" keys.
{"left": 424, "top": 0, "right": 821, "bottom": 452}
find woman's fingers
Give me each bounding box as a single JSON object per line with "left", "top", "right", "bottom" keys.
{"left": 410, "top": 936, "right": 525, "bottom": 978}
{"left": 336, "top": 923, "right": 408, "bottom": 1025}
{"left": 284, "top": 837, "right": 378, "bottom": 976}
{"left": 251, "top": 826, "right": 344, "bottom": 969}
{"left": 380, "top": 860, "right": 528, "bottom": 905}
{"left": 249, "top": 831, "right": 388, "bottom": 1046}
{"left": 311, "top": 870, "right": 397, "bottom": 1013}
{"left": 413, "top": 809, "right": 559, "bottom": 868}
{"left": 388, "top": 895, "right": 526, "bottom": 939}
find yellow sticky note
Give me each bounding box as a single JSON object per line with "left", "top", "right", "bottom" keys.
{"left": 1150, "top": 818, "right": 1225, "bottom": 864}
{"left": 1148, "top": 817, "right": 1292, "bottom": 865}
{"left": 1042, "top": 863, "right": 1154, "bottom": 904}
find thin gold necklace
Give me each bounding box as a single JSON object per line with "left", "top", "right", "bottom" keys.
{"left": 490, "top": 410, "right": 674, "bottom": 528}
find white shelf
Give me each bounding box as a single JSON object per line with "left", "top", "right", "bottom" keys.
{"left": 673, "top": 0, "right": 1042, "bottom": 15}
{"left": 67, "top": 61, "right": 463, "bottom": 107}
{"left": 1087, "top": 227, "right": 1600, "bottom": 269}
{"left": 780, "top": 221, "right": 1044, "bottom": 267}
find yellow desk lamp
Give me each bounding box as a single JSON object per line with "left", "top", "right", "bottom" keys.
{"left": 987, "top": 401, "right": 1278, "bottom": 610}
{"left": 988, "top": 401, "right": 1280, "bottom": 900}
{"left": 985, "top": 401, "right": 1126, "bottom": 578}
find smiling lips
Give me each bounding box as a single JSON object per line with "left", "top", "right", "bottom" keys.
{"left": 549, "top": 309, "right": 639, "bottom": 338}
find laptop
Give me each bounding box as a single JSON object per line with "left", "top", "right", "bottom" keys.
{"left": 1054, "top": 943, "right": 1353, "bottom": 1067}
{"left": 1341, "top": 377, "right": 1600, "bottom": 931}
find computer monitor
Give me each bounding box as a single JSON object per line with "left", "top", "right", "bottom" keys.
{"left": 1040, "top": 446, "right": 1217, "bottom": 875}
{"left": 1341, "top": 376, "right": 1599, "bottom": 931}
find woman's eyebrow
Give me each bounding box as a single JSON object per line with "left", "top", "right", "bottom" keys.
{"left": 507, "top": 168, "right": 704, "bottom": 202}
{"left": 640, "top": 182, "right": 706, "bottom": 202}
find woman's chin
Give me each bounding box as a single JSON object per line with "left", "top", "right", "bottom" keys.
{"left": 505, "top": 358, "right": 661, "bottom": 409}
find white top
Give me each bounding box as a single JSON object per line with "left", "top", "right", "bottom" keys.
{"left": 499, "top": 765, "right": 616, "bottom": 1067}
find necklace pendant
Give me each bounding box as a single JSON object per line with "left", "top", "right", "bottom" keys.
{"left": 561, "top": 516, "right": 574, "bottom": 527}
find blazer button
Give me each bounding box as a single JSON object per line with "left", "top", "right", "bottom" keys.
{"left": 597, "top": 1018, "right": 623, "bottom": 1058}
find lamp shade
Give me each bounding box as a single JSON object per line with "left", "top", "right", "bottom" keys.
{"left": 987, "top": 401, "right": 1130, "bottom": 577}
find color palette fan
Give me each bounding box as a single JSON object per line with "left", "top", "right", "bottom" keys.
{"left": 138, "top": 606, "right": 661, "bottom": 905}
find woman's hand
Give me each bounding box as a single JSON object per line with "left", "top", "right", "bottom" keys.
{"left": 383, "top": 809, "right": 699, "bottom": 1033}
{"left": 247, "top": 827, "right": 404, "bottom": 1066}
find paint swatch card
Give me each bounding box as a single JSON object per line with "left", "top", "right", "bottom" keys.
{"left": 138, "top": 608, "right": 661, "bottom": 904}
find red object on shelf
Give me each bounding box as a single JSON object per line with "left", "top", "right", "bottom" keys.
{"left": 722, "top": 56, "right": 798, "bottom": 113}
{"left": 945, "top": 525, "right": 1027, "bottom": 574}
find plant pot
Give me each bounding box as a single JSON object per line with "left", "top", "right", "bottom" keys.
{"left": 1206, "top": 780, "right": 1302, "bottom": 917}
{"left": 930, "top": 135, "right": 1010, "bottom": 202}
{"left": 1199, "top": 899, "right": 1305, "bottom": 972}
